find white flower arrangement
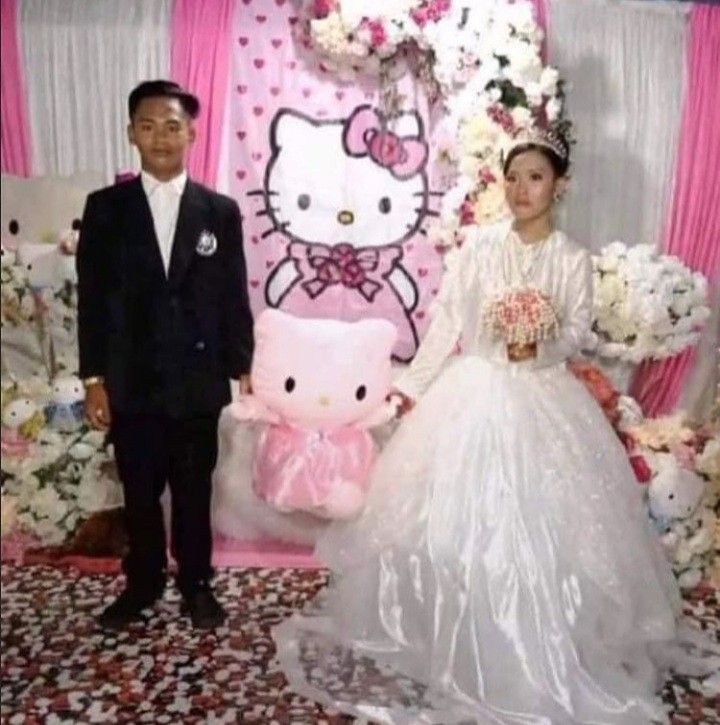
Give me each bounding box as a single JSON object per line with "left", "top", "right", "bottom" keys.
{"left": 589, "top": 242, "right": 710, "bottom": 363}
{"left": 1, "top": 379, "right": 122, "bottom": 546}
{"left": 298, "top": 0, "right": 452, "bottom": 86}
{"left": 1, "top": 244, "right": 79, "bottom": 379}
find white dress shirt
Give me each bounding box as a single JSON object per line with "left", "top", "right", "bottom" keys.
{"left": 141, "top": 169, "right": 187, "bottom": 276}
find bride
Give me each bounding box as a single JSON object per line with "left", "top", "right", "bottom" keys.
{"left": 272, "top": 129, "right": 715, "bottom": 724}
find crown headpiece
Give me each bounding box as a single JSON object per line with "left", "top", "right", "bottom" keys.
{"left": 506, "top": 126, "right": 569, "bottom": 162}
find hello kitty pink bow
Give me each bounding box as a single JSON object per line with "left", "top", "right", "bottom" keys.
{"left": 343, "top": 105, "right": 428, "bottom": 180}
{"left": 290, "top": 241, "right": 402, "bottom": 302}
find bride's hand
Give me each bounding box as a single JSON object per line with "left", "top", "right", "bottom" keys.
{"left": 387, "top": 389, "right": 415, "bottom": 418}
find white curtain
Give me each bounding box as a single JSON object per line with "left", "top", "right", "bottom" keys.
{"left": 20, "top": 0, "right": 171, "bottom": 182}
{"left": 548, "top": 0, "right": 689, "bottom": 252}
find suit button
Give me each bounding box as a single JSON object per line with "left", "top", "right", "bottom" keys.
{"left": 195, "top": 341, "right": 206, "bottom": 351}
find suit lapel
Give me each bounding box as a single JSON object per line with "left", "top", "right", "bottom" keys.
{"left": 168, "top": 180, "right": 206, "bottom": 290}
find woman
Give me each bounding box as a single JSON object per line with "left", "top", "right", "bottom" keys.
{"left": 273, "top": 130, "right": 712, "bottom": 724}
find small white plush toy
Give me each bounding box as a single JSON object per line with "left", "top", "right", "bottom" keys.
{"left": 647, "top": 452, "right": 706, "bottom": 555}
{"left": 45, "top": 375, "right": 85, "bottom": 432}
{"left": 1, "top": 396, "right": 44, "bottom": 457}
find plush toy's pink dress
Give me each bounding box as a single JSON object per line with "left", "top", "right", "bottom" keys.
{"left": 252, "top": 423, "right": 376, "bottom": 518}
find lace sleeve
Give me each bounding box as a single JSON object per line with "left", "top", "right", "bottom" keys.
{"left": 394, "top": 236, "right": 477, "bottom": 400}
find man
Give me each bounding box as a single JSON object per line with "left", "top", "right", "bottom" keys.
{"left": 77, "top": 80, "right": 253, "bottom": 630}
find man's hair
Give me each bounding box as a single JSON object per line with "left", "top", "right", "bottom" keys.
{"left": 128, "top": 80, "right": 200, "bottom": 120}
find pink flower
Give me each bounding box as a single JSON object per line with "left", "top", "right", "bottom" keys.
{"left": 411, "top": 0, "right": 451, "bottom": 27}
{"left": 629, "top": 454, "right": 653, "bottom": 484}
{"left": 312, "top": 0, "right": 335, "bottom": 19}
{"left": 366, "top": 19, "right": 388, "bottom": 48}
{"left": 459, "top": 197, "right": 476, "bottom": 225}
{"left": 411, "top": 7, "right": 429, "bottom": 26}
{"left": 487, "top": 104, "right": 515, "bottom": 134}
{"left": 479, "top": 167, "right": 497, "bottom": 185}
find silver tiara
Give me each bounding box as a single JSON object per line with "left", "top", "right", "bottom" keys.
{"left": 507, "top": 128, "right": 569, "bottom": 162}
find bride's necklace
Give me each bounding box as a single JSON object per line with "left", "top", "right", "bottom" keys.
{"left": 502, "top": 230, "right": 553, "bottom": 288}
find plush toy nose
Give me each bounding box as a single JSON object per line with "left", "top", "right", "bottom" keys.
{"left": 337, "top": 210, "right": 354, "bottom": 225}
{"left": 318, "top": 395, "right": 331, "bottom": 407}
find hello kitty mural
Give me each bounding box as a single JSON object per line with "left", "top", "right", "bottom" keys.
{"left": 228, "top": 3, "right": 443, "bottom": 364}
{"left": 252, "top": 105, "right": 432, "bottom": 361}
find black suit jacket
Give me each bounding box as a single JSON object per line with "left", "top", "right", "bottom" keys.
{"left": 76, "top": 177, "right": 254, "bottom": 418}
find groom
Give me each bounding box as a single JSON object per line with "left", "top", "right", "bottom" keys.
{"left": 77, "top": 80, "right": 254, "bottom": 629}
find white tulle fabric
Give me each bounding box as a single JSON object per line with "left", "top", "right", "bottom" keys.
{"left": 273, "top": 223, "right": 716, "bottom": 724}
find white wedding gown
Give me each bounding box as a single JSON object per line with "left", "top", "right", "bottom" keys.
{"left": 273, "top": 222, "right": 716, "bottom": 724}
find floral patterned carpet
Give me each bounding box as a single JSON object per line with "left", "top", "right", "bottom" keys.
{"left": 1, "top": 563, "right": 718, "bottom": 724}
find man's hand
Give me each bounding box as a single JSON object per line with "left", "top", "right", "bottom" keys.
{"left": 84, "top": 382, "right": 111, "bottom": 431}
{"left": 238, "top": 374, "right": 252, "bottom": 395}
{"left": 507, "top": 342, "right": 537, "bottom": 362}
{"left": 387, "top": 389, "right": 415, "bottom": 419}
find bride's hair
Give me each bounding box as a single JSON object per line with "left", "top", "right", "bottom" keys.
{"left": 503, "top": 129, "right": 570, "bottom": 178}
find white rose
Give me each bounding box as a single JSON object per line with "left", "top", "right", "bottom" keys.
{"left": 539, "top": 66, "right": 560, "bottom": 95}
{"left": 603, "top": 241, "right": 629, "bottom": 258}
{"left": 510, "top": 106, "right": 532, "bottom": 129}
{"left": 30, "top": 485, "right": 68, "bottom": 523}
{"left": 501, "top": 3, "right": 537, "bottom": 35}
{"left": 696, "top": 439, "right": 720, "bottom": 479}
{"left": 69, "top": 442, "right": 95, "bottom": 461}
{"left": 81, "top": 429, "right": 106, "bottom": 448}
{"left": 545, "top": 97, "right": 561, "bottom": 122}
{"left": 30, "top": 516, "right": 67, "bottom": 546}
{"left": 595, "top": 256, "right": 619, "bottom": 273}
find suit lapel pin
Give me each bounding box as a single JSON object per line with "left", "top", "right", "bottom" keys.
{"left": 196, "top": 230, "right": 218, "bottom": 256}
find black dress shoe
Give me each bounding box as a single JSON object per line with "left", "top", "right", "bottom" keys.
{"left": 98, "top": 587, "right": 162, "bottom": 630}
{"left": 181, "top": 586, "right": 226, "bottom": 630}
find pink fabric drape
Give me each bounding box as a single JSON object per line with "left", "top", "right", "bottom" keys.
{"left": 170, "top": 0, "right": 233, "bottom": 187}
{"left": 630, "top": 3, "right": 720, "bottom": 416}
{"left": 528, "top": 0, "right": 550, "bottom": 61}
{"left": 0, "top": 0, "right": 33, "bottom": 176}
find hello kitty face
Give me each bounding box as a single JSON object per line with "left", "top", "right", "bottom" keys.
{"left": 250, "top": 309, "right": 397, "bottom": 430}
{"left": 2, "top": 398, "right": 40, "bottom": 429}
{"left": 261, "top": 106, "right": 429, "bottom": 248}
{"left": 50, "top": 376, "right": 84, "bottom": 405}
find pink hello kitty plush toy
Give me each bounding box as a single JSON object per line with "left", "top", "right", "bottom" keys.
{"left": 228, "top": 309, "right": 398, "bottom": 520}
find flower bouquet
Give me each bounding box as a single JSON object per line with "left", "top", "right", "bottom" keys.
{"left": 482, "top": 287, "right": 559, "bottom": 345}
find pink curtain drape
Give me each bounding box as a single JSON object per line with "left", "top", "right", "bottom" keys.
{"left": 170, "top": 0, "right": 233, "bottom": 188}
{"left": 630, "top": 3, "right": 720, "bottom": 416}
{"left": 528, "top": 0, "right": 550, "bottom": 61}
{"left": 0, "top": 0, "right": 33, "bottom": 176}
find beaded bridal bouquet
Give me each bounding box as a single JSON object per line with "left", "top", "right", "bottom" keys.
{"left": 482, "top": 288, "right": 559, "bottom": 345}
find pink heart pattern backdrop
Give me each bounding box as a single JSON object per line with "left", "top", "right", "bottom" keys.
{"left": 228, "top": 0, "right": 444, "bottom": 362}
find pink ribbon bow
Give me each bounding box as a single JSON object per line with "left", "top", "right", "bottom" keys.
{"left": 343, "top": 105, "right": 428, "bottom": 180}
{"left": 291, "top": 241, "right": 402, "bottom": 302}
